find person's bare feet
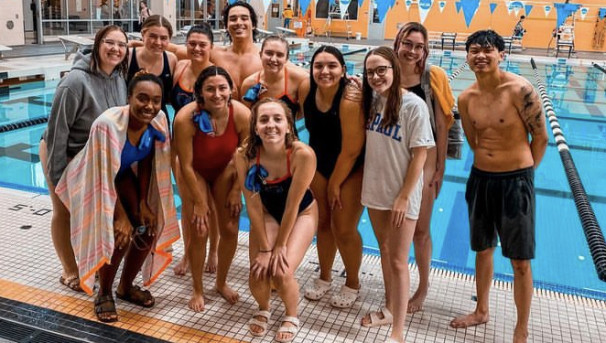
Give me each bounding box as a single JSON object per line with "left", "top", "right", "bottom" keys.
{"left": 450, "top": 311, "right": 489, "bottom": 328}
{"left": 173, "top": 258, "right": 189, "bottom": 276}
{"left": 513, "top": 326, "right": 528, "bottom": 343}
{"left": 205, "top": 251, "right": 217, "bottom": 274}
{"left": 407, "top": 289, "right": 427, "bottom": 314}
{"left": 217, "top": 284, "right": 239, "bottom": 304}
{"left": 188, "top": 292, "right": 205, "bottom": 312}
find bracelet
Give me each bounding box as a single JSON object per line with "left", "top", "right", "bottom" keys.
{"left": 258, "top": 249, "right": 272, "bottom": 253}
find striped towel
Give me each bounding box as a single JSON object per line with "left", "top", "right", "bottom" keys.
{"left": 56, "top": 106, "right": 179, "bottom": 295}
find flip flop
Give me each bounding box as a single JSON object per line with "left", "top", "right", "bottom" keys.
{"left": 361, "top": 307, "right": 393, "bottom": 328}
{"left": 116, "top": 285, "right": 155, "bottom": 308}
{"left": 59, "top": 275, "right": 84, "bottom": 293}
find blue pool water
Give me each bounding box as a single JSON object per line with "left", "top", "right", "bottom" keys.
{"left": 1, "top": 53, "right": 605, "bottom": 300}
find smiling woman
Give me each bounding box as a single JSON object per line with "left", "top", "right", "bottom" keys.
{"left": 39, "top": 24, "right": 129, "bottom": 296}
{"left": 234, "top": 98, "right": 317, "bottom": 343}
{"left": 54, "top": 72, "right": 179, "bottom": 323}
{"left": 127, "top": 15, "right": 178, "bottom": 125}
{"left": 173, "top": 65, "right": 250, "bottom": 312}
{"left": 241, "top": 35, "right": 308, "bottom": 120}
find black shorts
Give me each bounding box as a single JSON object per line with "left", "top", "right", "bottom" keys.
{"left": 466, "top": 166, "right": 535, "bottom": 260}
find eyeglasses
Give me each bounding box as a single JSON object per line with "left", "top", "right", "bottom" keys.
{"left": 102, "top": 39, "right": 128, "bottom": 49}
{"left": 365, "top": 66, "right": 392, "bottom": 78}
{"left": 401, "top": 40, "right": 425, "bottom": 53}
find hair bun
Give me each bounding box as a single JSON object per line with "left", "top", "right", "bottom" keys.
{"left": 134, "top": 69, "right": 150, "bottom": 78}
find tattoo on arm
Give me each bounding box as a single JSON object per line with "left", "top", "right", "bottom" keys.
{"left": 521, "top": 86, "right": 543, "bottom": 134}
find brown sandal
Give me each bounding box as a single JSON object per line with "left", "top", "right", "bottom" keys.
{"left": 95, "top": 294, "right": 118, "bottom": 323}
{"left": 116, "top": 285, "right": 155, "bottom": 308}
{"left": 59, "top": 275, "right": 84, "bottom": 293}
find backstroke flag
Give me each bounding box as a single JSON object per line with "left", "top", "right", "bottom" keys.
{"left": 339, "top": 0, "right": 350, "bottom": 18}
{"left": 508, "top": 1, "right": 524, "bottom": 17}
{"left": 490, "top": 3, "right": 498, "bottom": 14}
{"left": 439, "top": 1, "right": 446, "bottom": 13}
{"left": 460, "top": 0, "right": 480, "bottom": 27}
{"left": 555, "top": 3, "right": 581, "bottom": 28}
{"left": 376, "top": 0, "right": 397, "bottom": 23}
{"left": 299, "top": 0, "right": 311, "bottom": 14}
{"left": 544, "top": 4, "right": 551, "bottom": 17}
{"left": 419, "top": 0, "right": 434, "bottom": 23}
{"left": 580, "top": 7, "right": 589, "bottom": 21}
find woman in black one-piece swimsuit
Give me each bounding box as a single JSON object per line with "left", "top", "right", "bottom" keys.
{"left": 234, "top": 98, "right": 318, "bottom": 343}
{"left": 126, "top": 15, "right": 177, "bottom": 125}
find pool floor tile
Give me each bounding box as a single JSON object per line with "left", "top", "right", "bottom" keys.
{"left": 0, "top": 186, "right": 604, "bottom": 342}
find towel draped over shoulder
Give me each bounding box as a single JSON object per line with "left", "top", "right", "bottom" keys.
{"left": 55, "top": 106, "right": 179, "bottom": 295}
{"left": 429, "top": 66, "right": 455, "bottom": 129}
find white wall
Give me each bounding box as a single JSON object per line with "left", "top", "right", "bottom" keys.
{"left": 0, "top": 0, "right": 25, "bottom": 46}
{"left": 150, "top": 0, "right": 176, "bottom": 32}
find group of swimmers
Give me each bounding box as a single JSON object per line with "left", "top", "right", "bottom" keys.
{"left": 40, "top": 2, "right": 547, "bottom": 343}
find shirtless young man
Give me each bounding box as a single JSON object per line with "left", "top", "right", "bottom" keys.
{"left": 449, "top": 30, "right": 548, "bottom": 343}
{"left": 211, "top": 1, "right": 263, "bottom": 99}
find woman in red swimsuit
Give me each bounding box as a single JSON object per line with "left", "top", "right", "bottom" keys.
{"left": 173, "top": 66, "right": 250, "bottom": 312}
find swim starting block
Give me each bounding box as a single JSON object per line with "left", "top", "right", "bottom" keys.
{"left": 0, "top": 45, "right": 12, "bottom": 60}
{"left": 276, "top": 27, "right": 297, "bottom": 37}
{"left": 58, "top": 35, "right": 95, "bottom": 60}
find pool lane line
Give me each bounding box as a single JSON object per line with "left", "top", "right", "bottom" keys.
{"left": 0, "top": 279, "right": 243, "bottom": 343}
{"left": 0, "top": 116, "right": 48, "bottom": 133}
{"left": 592, "top": 62, "right": 606, "bottom": 75}
{"left": 531, "top": 57, "right": 606, "bottom": 283}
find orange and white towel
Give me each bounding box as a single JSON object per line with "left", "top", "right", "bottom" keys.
{"left": 55, "top": 106, "right": 179, "bottom": 295}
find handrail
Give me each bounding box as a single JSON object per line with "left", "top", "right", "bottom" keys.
{"left": 530, "top": 58, "right": 606, "bottom": 282}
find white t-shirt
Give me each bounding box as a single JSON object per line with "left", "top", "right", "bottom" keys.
{"left": 361, "top": 91, "right": 435, "bottom": 219}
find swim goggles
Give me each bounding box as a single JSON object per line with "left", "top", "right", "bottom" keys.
{"left": 192, "top": 109, "right": 214, "bottom": 135}
{"left": 242, "top": 83, "right": 267, "bottom": 103}
{"left": 244, "top": 164, "right": 269, "bottom": 193}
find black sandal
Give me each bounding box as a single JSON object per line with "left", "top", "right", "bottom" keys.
{"left": 94, "top": 294, "right": 118, "bottom": 323}
{"left": 116, "top": 285, "right": 155, "bottom": 308}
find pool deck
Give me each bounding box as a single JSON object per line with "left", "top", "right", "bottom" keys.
{"left": 1, "top": 186, "right": 605, "bottom": 343}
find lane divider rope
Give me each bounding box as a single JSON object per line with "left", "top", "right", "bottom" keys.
{"left": 530, "top": 57, "right": 606, "bottom": 282}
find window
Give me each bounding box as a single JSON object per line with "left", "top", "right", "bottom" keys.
{"left": 316, "top": 0, "right": 357, "bottom": 20}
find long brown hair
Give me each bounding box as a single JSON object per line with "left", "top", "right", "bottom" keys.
{"left": 91, "top": 25, "right": 129, "bottom": 78}
{"left": 362, "top": 47, "right": 402, "bottom": 128}
{"left": 393, "top": 22, "right": 429, "bottom": 75}
{"left": 141, "top": 15, "right": 173, "bottom": 38}
{"left": 243, "top": 98, "right": 297, "bottom": 160}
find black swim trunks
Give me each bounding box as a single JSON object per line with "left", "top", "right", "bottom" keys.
{"left": 466, "top": 166, "right": 535, "bottom": 260}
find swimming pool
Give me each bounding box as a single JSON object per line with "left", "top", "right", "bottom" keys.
{"left": 1, "top": 53, "right": 605, "bottom": 300}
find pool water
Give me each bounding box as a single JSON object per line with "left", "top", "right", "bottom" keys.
{"left": 1, "top": 53, "right": 605, "bottom": 300}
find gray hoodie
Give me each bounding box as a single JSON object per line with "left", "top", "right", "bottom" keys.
{"left": 43, "top": 52, "right": 127, "bottom": 185}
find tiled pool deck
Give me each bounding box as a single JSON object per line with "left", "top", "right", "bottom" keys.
{"left": 0, "top": 187, "right": 604, "bottom": 342}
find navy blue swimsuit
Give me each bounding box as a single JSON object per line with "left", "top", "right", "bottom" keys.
{"left": 257, "top": 149, "right": 314, "bottom": 224}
